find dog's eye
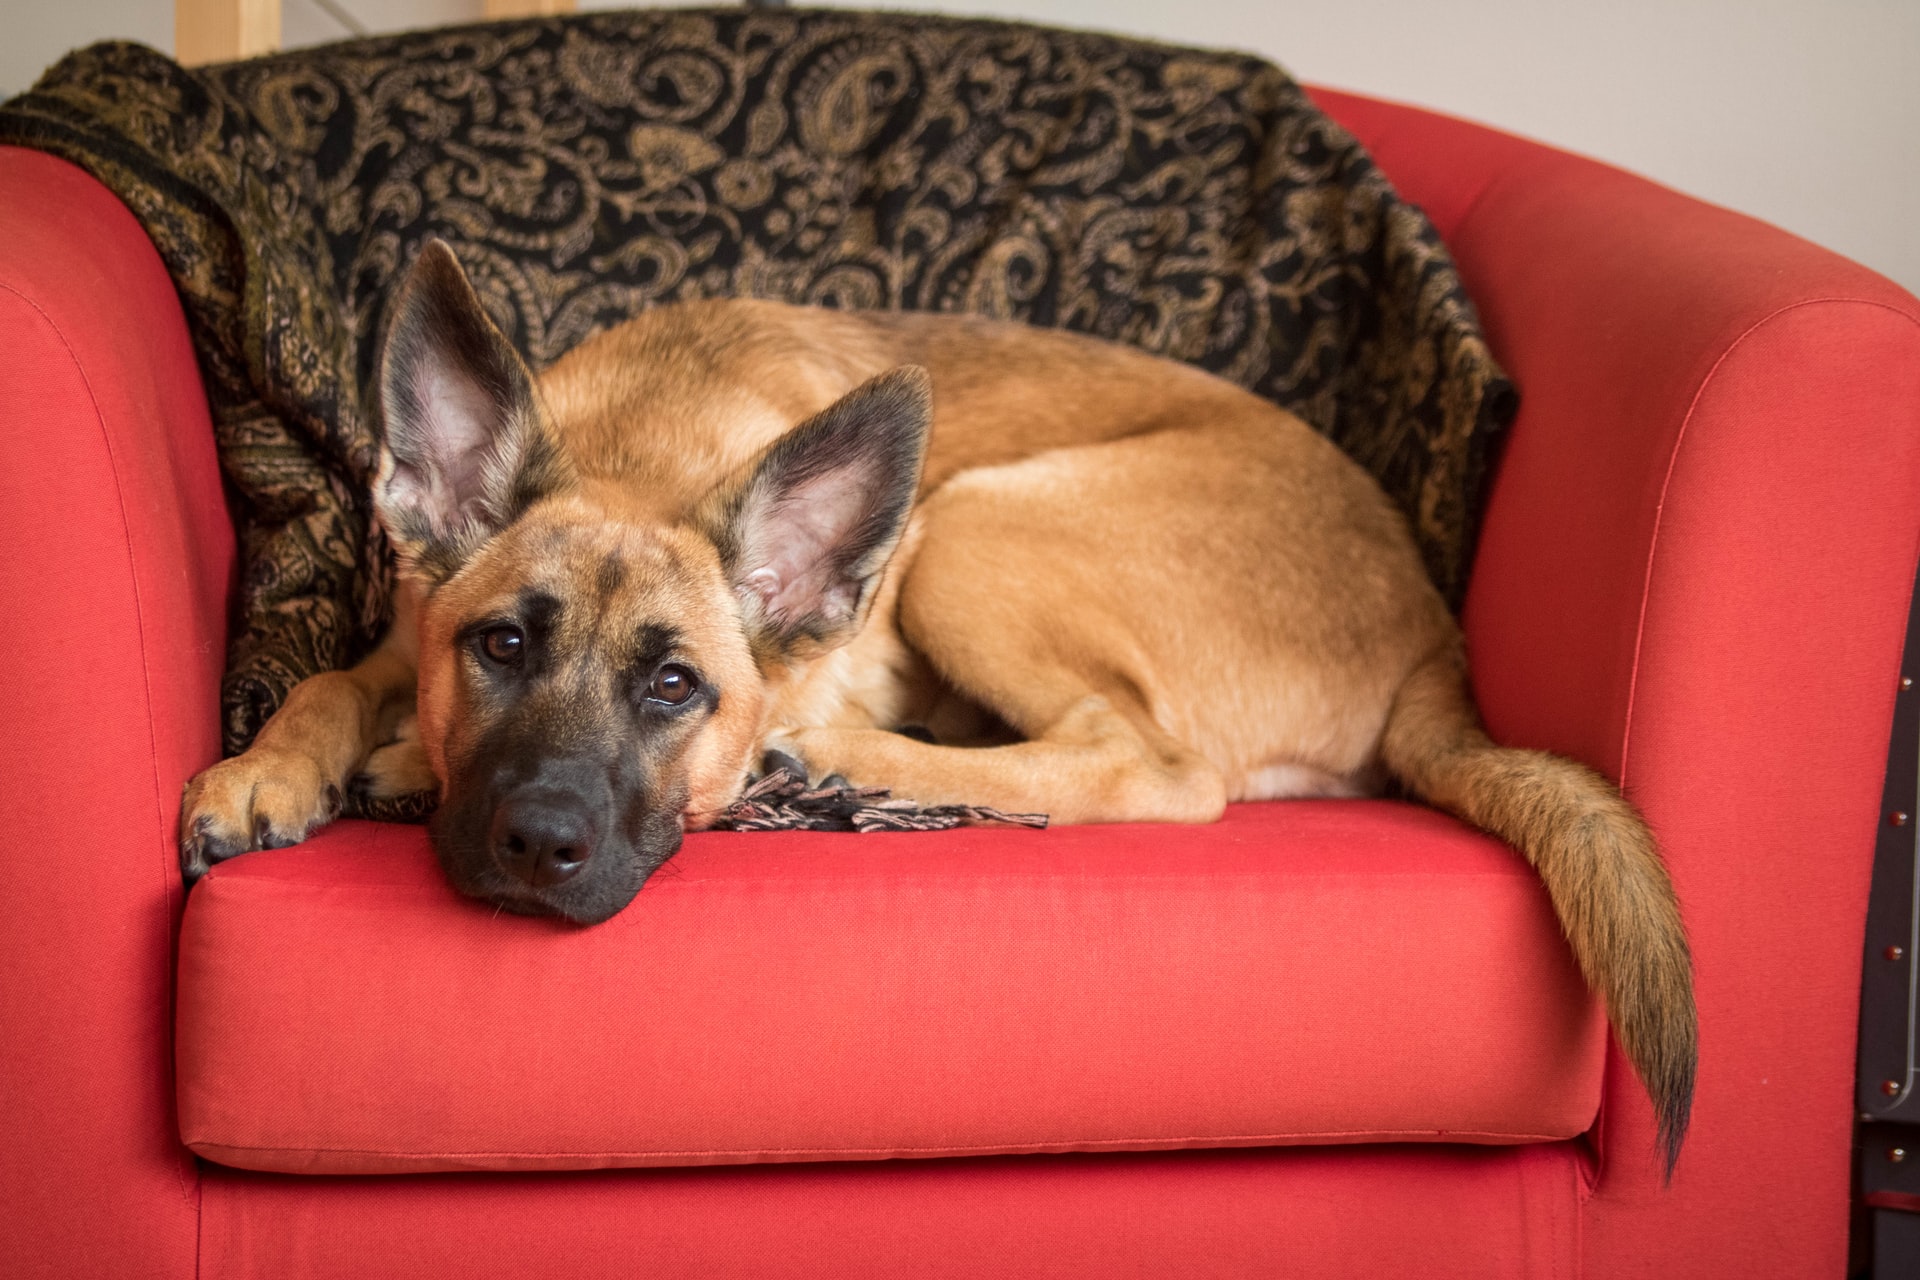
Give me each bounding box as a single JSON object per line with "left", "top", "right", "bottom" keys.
{"left": 479, "top": 625, "right": 525, "bottom": 667}
{"left": 648, "top": 664, "right": 698, "bottom": 706}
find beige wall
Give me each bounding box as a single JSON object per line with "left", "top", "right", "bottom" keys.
{"left": 2, "top": 0, "right": 173, "bottom": 94}
{"left": 5, "top": 0, "right": 1917, "bottom": 294}
{"left": 0, "top": 0, "right": 485, "bottom": 93}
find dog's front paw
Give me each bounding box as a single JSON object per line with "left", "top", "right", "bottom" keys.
{"left": 347, "top": 727, "right": 442, "bottom": 822}
{"left": 179, "top": 749, "right": 342, "bottom": 884}
{"left": 351, "top": 716, "right": 439, "bottom": 802}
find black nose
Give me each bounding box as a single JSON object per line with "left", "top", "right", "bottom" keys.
{"left": 491, "top": 793, "right": 595, "bottom": 888}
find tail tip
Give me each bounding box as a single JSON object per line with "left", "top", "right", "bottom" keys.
{"left": 1654, "top": 1065, "right": 1694, "bottom": 1183}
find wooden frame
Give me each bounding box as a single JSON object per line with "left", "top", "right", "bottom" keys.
{"left": 175, "top": 0, "right": 281, "bottom": 65}
{"left": 174, "top": 0, "right": 579, "bottom": 66}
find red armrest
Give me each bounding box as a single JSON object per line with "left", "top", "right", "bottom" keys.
{"left": 1317, "top": 88, "right": 1920, "bottom": 1275}
{"left": 0, "top": 147, "right": 230, "bottom": 1276}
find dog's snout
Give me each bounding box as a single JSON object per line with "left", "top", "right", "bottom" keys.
{"left": 491, "top": 792, "right": 596, "bottom": 888}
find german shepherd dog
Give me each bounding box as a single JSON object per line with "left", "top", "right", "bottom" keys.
{"left": 180, "top": 241, "right": 1696, "bottom": 1170}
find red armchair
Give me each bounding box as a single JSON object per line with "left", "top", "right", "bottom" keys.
{"left": 3, "top": 87, "right": 1918, "bottom": 1278}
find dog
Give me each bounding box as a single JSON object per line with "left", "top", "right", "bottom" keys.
{"left": 179, "top": 240, "right": 1696, "bottom": 1171}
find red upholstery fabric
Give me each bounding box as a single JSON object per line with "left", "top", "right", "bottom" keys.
{"left": 178, "top": 807, "right": 1602, "bottom": 1174}
{"left": 1314, "top": 87, "right": 1920, "bottom": 1279}
{"left": 199, "top": 1144, "right": 1585, "bottom": 1280}
{"left": 8, "top": 84, "right": 1920, "bottom": 1277}
{"left": 0, "top": 148, "right": 229, "bottom": 1278}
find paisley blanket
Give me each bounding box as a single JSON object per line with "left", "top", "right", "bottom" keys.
{"left": 0, "top": 8, "right": 1513, "bottom": 824}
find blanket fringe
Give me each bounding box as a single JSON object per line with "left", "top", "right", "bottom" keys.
{"left": 711, "top": 766, "right": 1050, "bottom": 833}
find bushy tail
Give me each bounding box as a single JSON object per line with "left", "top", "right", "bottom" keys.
{"left": 1380, "top": 645, "right": 1696, "bottom": 1176}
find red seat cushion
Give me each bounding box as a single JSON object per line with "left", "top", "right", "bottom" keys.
{"left": 176, "top": 803, "right": 1604, "bottom": 1175}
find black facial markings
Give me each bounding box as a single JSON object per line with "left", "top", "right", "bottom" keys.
{"left": 632, "top": 623, "right": 682, "bottom": 674}
{"left": 518, "top": 588, "right": 561, "bottom": 636}
{"left": 595, "top": 552, "right": 625, "bottom": 601}
{"left": 514, "top": 588, "right": 561, "bottom": 681}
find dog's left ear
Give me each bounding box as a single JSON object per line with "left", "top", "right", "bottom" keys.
{"left": 705, "top": 365, "right": 932, "bottom": 658}
{"left": 375, "top": 240, "right": 568, "bottom": 584}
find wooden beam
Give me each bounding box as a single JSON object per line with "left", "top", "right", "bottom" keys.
{"left": 483, "top": 0, "right": 577, "bottom": 17}
{"left": 176, "top": 0, "right": 282, "bottom": 66}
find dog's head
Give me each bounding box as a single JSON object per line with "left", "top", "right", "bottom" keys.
{"left": 374, "top": 242, "right": 929, "bottom": 922}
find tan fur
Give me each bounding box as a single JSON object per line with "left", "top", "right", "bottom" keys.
{"left": 181, "top": 261, "right": 1696, "bottom": 1172}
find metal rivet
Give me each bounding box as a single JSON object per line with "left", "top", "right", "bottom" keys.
{"left": 1891, "top": 945, "right": 1909, "bottom": 962}
{"left": 1893, "top": 1147, "right": 1910, "bottom": 1163}
{"left": 1893, "top": 812, "right": 1910, "bottom": 827}
{"left": 1884, "top": 1080, "right": 1903, "bottom": 1097}
{"left": 1904, "top": 676, "right": 1914, "bottom": 692}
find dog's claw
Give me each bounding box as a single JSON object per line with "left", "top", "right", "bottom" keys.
{"left": 181, "top": 823, "right": 213, "bottom": 886}
{"left": 180, "top": 815, "right": 249, "bottom": 885}
{"left": 253, "top": 813, "right": 303, "bottom": 851}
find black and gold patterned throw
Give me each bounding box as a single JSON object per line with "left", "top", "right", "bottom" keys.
{"left": 724, "top": 752, "right": 1049, "bottom": 833}
{"left": 0, "top": 9, "right": 1515, "bottom": 828}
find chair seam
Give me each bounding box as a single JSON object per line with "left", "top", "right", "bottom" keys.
{"left": 185, "top": 1126, "right": 1578, "bottom": 1162}
{"left": 1619, "top": 295, "right": 1920, "bottom": 786}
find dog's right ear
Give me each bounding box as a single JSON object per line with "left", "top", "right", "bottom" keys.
{"left": 375, "top": 240, "right": 568, "bottom": 584}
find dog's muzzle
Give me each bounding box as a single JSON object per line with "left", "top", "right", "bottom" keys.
{"left": 433, "top": 752, "right": 681, "bottom": 925}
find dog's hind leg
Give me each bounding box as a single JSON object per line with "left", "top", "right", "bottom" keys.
{"left": 179, "top": 591, "right": 421, "bottom": 881}
{"left": 773, "top": 450, "right": 1248, "bottom": 824}
{"left": 777, "top": 690, "right": 1227, "bottom": 825}
{"left": 774, "top": 413, "right": 1433, "bottom": 825}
